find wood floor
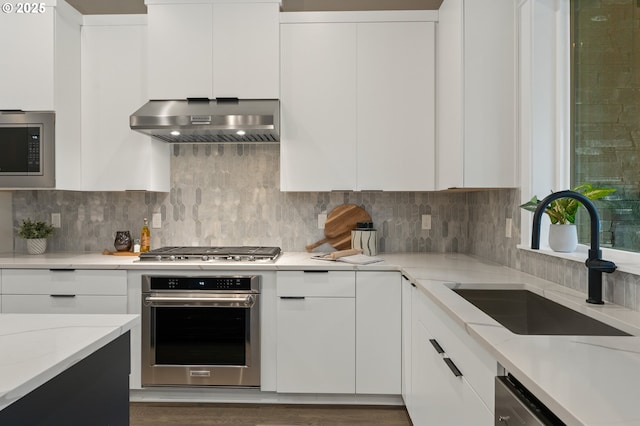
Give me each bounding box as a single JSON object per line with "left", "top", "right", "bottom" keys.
{"left": 130, "top": 402, "right": 413, "bottom": 426}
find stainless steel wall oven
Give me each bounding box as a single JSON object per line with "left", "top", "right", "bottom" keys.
{"left": 141, "top": 275, "right": 261, "bottom": 387}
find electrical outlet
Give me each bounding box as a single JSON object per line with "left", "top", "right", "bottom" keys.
{"left": 152, "top": 213, "right": 162, "bottom": 229}
{"left": 505, "top": 218, "right": 512, "bottom": 238}
{"left": 422, "top": 214, "right": 431, "bottom": 230}
{"left": 51, "top": 213, "right": 61, "bottom": 228}
{"left": 318, "top": 213, "right": 327, "bottom": 229}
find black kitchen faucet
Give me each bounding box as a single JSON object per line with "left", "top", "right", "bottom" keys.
{"left": 531, "top": 190, "right": 616, "bottom": 304}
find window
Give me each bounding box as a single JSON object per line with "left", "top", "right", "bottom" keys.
{"left": 572, "top": 0, "right": 640, "bottom": 252}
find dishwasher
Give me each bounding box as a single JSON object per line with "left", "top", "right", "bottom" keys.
{"left": 495, "top": 374, "right": 566, "bottom": 425}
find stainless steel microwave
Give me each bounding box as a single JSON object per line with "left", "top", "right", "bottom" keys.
{"left": 0, "top": 111, "right": 55, "bottom": 188}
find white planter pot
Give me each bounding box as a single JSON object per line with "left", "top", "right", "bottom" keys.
{"left": 26, "top": 238, "right": 47, "bottom": 255}
{"left": 548, "top": 224, "right": 578, "bottom": 253}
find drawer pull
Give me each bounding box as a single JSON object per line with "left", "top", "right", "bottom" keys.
{"left": 303, "top": 270, "right": 329, "bottom": 273}
{"left": 429, "top": 338, "right": 445, "bottom": 354}
{"left": 443, "top": 357, "right": 463, "bottom": 377}
{"left": 50, "top": 294, "right": 76, "bottom": 298}
{"left": 280, "top": 296, "right": 305, "bottom": 300}
{"left": 49, "top": 269, "right": 76, "bottom": 272}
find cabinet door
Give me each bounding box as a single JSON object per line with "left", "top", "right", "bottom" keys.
{"left": 411, "top": 289, "right": 465, "bottom": 425}
{"left": 81, "top": 21, "right": 169, "bottom": 192}
{"left": 280, "top": 23, "right": 357, "bottom": 191}
{"left": 355, "top": 271, "right": 401, "bottom": 394}
{"left": 436, "top": 0, "right": 516, "bottom": 189}
{"left": 410, "top": 286, "right": 494, "bottom": 426}
{"left": 401, "top": 276, "right": 413, "bottom": 404}
{"left": 0, "top": 9, "right": 54, "bottom": 110}
{"left": 212, "top": 3, "right": 279, "bottom": 99}
{"left": 147, "top": 4, "right": 213, "bottom": 99}
{"left": 277, "top": 296, "right": 355, "bottom": 393}
{"left": 411, "top": 320, "right": 462, "bottom": 425}
{"left": 356, "top": 22, "right": 436, "bottom": 191}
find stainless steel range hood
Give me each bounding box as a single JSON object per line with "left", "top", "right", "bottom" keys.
{"left": 129, "top": 98, "right": 279, "bottom": 143}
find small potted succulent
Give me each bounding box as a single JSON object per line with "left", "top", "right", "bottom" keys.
{"left": 18, "top": 218, "right": 54, "bottom": 255}
{"left": 520, "top": 183, "right": 615, "bottom": 252}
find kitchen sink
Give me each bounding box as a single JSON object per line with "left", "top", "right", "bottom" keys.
{"left": 452, "top": 289, "right": 631, "bottom": 336}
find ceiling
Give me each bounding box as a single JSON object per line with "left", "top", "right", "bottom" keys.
{"left": 65, "top": 0, "right": 442, "bottom": 15}
{"left": 66, "top": 0, "right": 146, "bottom": 14}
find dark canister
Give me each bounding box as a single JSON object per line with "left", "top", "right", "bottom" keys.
{"left": 114, "top": 230, "right": 132, "bottom": 252}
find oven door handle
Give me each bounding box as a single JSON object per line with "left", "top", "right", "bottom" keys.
{"left": 144, "top": 294, "right": 256, "bottom": 308}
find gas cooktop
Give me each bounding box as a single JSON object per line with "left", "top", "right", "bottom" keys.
{"left": 138, "top": 246, "right": 281, "bottom": 262}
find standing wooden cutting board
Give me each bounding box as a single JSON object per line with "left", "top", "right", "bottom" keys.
{"left": 323, "top": 204, "right": 372, "bottom": 238}
{"left": 305, "top": 204, "right": 372, "bottom": 252}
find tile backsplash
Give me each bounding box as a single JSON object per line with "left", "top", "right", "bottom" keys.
{"left": 13, "top": 144, "right": 517, "bottom": 256}
{"left": 11, "top": 142, "right": 637, "bottom": 311}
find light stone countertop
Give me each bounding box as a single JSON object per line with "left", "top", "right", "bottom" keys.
{"left": 0, "top": 314, "right": 139, "bottom": 411}
{"left": 1, "top": 251, "right": 639, "bottom": 425}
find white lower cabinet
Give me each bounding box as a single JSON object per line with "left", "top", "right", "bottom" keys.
{"left": 276, "top": 270, "right": 402, "bottom": 395}
{"left": 1, "top": 269, "right": 127, "bottom": 314}
{"left": 276, "top": 271, "right": 356, "bottom": 393}
{"left": 401, "top": 275, "right": 413, "bottom": 403}
{"left": 406, "top": 283, "right": 494, "bottom": 426}
{"left": 355, "top": 271, "right": 401, "bottom": 394}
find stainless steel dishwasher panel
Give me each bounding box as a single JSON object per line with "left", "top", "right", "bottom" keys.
{"left": 495, "top": 375, "right": 565, "bottom": 425}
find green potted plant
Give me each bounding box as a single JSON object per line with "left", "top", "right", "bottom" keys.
{"left": 18, "top": 218, "right": 54, "bottom": 255}
{"left": 520, "top": 183, "right": 615, "bottom": 252}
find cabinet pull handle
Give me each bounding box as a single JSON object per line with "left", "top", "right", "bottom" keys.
{"left": 411, "top": 283, "right": 416, "bottom": 288}
{"left": 443, "top": 357, "right": 463, "bottom": 377}
{"left": 303, "top": 270, "right": 329, "bottom": 273}
{"left": 50, "top": 294, "right": 76, "bottom": 298}
{"left": 49, "top": 269, "right": 76, "bottom": 272}
{"left": 429, "top": 339, "right": 445, "bottom": 354}
{"left": 280, "top": 296, "right": 305, "bottom": 300}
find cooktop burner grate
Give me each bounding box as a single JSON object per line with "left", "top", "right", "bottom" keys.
{"left": 138, "top": 246, "right": 281, "bottom": 262}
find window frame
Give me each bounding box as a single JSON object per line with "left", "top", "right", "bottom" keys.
{"left": 517, "top": 0, "right": 640, "bottom": 274}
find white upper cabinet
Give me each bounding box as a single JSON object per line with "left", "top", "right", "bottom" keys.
{"left": 0, "top": 8, "right": 55, "bottom": 110}
{"left": 147, "top": 0, "right": 279, "bottom": 100}
{"left": 0, "top": 1, "right": 83, "bottom": 190}
{"left": 436, "top": 0, "right": 517, "bottom": 189}
{"left": 81, "top": 16, "right": 170, "bottom": 192}
{"left": 212, "top": 3, "right": 279, "bottom": 99}
{"left": 357, "top": 22, "right": 435, "bottom": 191}
{"left": 280, "top": 12, "right": 437, "bottom": 192}
{"left": 280, "top": 22, "right": 358, "bottom": 191}
{"left": 147, "top": 3, "right": 213, "bottom": 99}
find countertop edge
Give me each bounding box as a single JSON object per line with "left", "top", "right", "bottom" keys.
{"left": 0, "top": 314, "right": 140, "bottom": 411}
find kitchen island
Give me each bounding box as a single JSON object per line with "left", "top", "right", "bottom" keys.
{"left": 0, "top": 313, "right": 139, "bottom": 425}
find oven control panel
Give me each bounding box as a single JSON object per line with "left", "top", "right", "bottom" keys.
{"left": 143, "top": 275, "right": 260, "bottom": 292}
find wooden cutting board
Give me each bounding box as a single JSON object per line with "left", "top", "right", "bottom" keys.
{"left": 305, "top": 204, "right": 372, "bottom": 252}
{"left": 323, "top": 204, "right": 372, "bottom": 238}
{"left": 102, "top": 249, "right": 140, "bottom": 256}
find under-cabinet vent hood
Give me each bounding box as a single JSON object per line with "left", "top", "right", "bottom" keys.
{"left": 129, "top": 98, "right": 280, "bottom": 143}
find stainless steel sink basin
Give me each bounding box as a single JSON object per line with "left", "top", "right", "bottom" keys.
{"left": 452, "top": 289, "right": 631, "bottom": 336}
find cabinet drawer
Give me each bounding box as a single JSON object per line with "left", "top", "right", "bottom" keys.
{"left": 277, "top": 271, "right": 355, "bottom": 297}
{"left": 1, "top": 295, "right": 127, "bottom": 314}
{"left": 416, "top": 286, "right": 497, "bottom": 411}
{"left": 2, "top": 270, "right": 127, "bottom": 295}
